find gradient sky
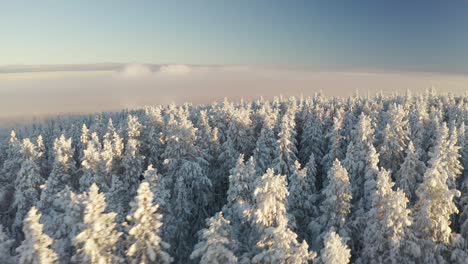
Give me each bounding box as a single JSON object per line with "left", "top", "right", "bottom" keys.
{"left": 1, "top": 0, "right": 468, "bottom": 73}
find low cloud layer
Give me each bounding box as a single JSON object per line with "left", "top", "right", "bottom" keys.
{"left": 1, "top": 64, "right": 467, "bottom": 124}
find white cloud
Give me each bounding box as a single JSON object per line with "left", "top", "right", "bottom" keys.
{"left": 159, "top": 64, "right": 192, "bottom": 75}
{"left": 119, "top": 64, "right": 153, "bottom": 78}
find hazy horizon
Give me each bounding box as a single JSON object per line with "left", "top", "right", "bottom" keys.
{"left": 1, "top": 64, "right": 468, "bottom": 126}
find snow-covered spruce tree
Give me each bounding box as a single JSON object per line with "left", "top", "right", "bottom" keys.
{"left": 196, "top": 110, "right": 225, "bottom": 209}
{"left": 122, "top": 115, "right": 144, "bottom": 197}
{"left": 414, "top": 125, "right": 461, "bottom": 246}
{"left": 190, "top": 212, "right": 238, "bottom": 264}
{"left": 44, "top": 186, "right": 86, "bottom": 263}
{"left": 101, "top": 118, "right": 124, "bottom": 184}
{"left": 13, "top": 138, "right": 43, "bottom": 239}
{"left": 0, "top": 224, "right": 15, "bottom": 264}
{"left": 318, "top": 230, "right": 351, "bottom": 264}
{"left": 38, "top": 135, "right": 75, "bottom": 212}
{"left": 16, "top": 207, "right": 58, "bottom": 264}
{"left": 72, "top": 184, "right": 122, "bottom": 264}
{"left": 361, "top": 169, "right": 415, "bottom": 263}
{"left": 395, "top": 140, "right": 426, "bottom": 204}
{"left": 273, "top": 110, "right": 299, "bottom": 176}
{"left": 1, "top": 131, "right": 21, "bottom": 184}
{"left": 221, "top": 155, "right": 256, "bottom": 260}
{"left": 251, "top": 168, "right": 315, "bottom": 264}
{"left": 106, "top": 174, "right": 130, "bottom": 222}
{"left": 79, "top": 123, "right": 90, "bottom": 162}
{"left": 322, "top": 108, "right": 345, "bottom": 174}
{"left": 304, "top": 153, "right": 319, "bottom": 193}
{"left": 288, "top": 160, "right": 317, "bottom": 241}
{"left": 125, "top": 182, "right": 172, "bottom": 264}
{"left": 439, "top": 123, "right": 463, "bottom": 189}
{"left": 299, "top": 104, "right": 325, "bottom": 166}
{"left": 408, "top": 97, "right": 429, "bottom": 154}
{"left": 362, "top": 142, "right": 380, "bottom": 212}
{"left": 310, "top": 159, "right": 352, "bottom": 248}
{"left": 36, "top": 134, "right": 49, "bottom": 179}
{"left": 169, "top": 160, "right": 213, "bottom": 263}
{"left": 378, "top": 104, "right": 409, "bottom": 174}
{"left": 458, "top": 123, "right": 467, "bottom": 180}
{"left": 143, "top": 165, "right": 171, "bottom": 216}
{"left": 253, "top": 114, "right": 278, "bottom": 175}
{"left": 0, "top": 131, "right": 21, "bottom": 229}
{"left": 343, "top": 113, "right": 377, "bottom": 209}
{"left": 459, "top": 124, "right": 468, "bottom": 244}
{"left": 223, "top": 155, "right": 256, "bottom": 226}
{"left": 195, "top": 110, "right": 215, "bottom": 168}
{"left": 79, "top": 132, "right": 106, "bottom": 192}
{"left": 142, "top": 106, "right": 165, "bottom": 170}
{"left": 162, "top": 108, "right": 205, "bottom": 192}
{"left": 219, "top": 107, "right": 255, "bottom": 176}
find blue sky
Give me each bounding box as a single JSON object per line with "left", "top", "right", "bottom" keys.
{"left": 1, "top": 0, "right": 468, "bottom": 73}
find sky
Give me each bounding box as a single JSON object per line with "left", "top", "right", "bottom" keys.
{"left": 2, "top": 0, "right": 468, "bottom": 72}
{"left": 1, "top": 1, "right": 468, "bottom": 123}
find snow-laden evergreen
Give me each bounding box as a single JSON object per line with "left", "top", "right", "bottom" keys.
{"left": 318, "top": 230, "right": 351, "bottom": 264}
{"left": 125, "top": 182, "right": 172, "bottom": 264}
{"left": 310, "top": 159, "right": 352, "bottom": 248}
{"left": 16, "top": 207, "right": 58, "bottom": 264}
{"left": 191, "top": 212, "right": 238, "bottom": 264}
{"left": 72, "top": 184, "right": 122, "bottom": 263}
{"left": 395, "top": 140, "right": 425, "bottom": 203}
{"left": 414, "top": 122, "right": 461, "bottom": 245}
{"left": 251, "top": 169, "right": 316, "bottom": 264}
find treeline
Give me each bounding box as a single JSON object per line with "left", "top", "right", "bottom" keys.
{"left": 0, "top": 90, "right": 467, "bottom": 263}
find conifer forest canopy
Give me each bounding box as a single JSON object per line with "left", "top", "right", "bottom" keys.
{"left": 0, "top": 90, "right": 468, "bottom": 263}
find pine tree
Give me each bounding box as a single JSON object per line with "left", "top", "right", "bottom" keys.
{"left": 251, "top": 169, "right": 315, "bottom": 264}
{"left": 396, "top": 141, "right": 425, "bottom": 203}
{"left": 190, "top": 212, "right": 238, "bottom": 264}
{"left": 16, "top": 207, "right": 58, "bottom": 264}
{"left": 318, "top": 231, "right": 351, "bottom": 264}
{"left": 72, "top": 184, "right": 122, "bottom": 264}
{"left": 125, "top": 182, "right": 172, "bottom": 264}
